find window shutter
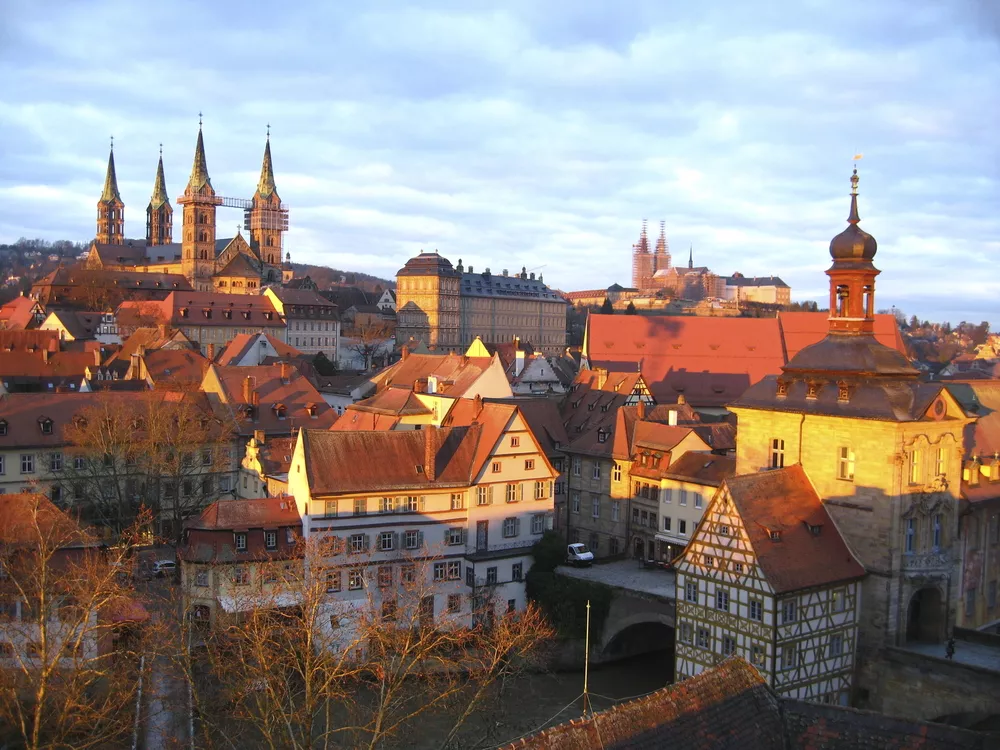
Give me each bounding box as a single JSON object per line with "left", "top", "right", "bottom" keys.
{"left": 419, "top": 496, "right": 426, "bottom": 511}
{"left": 515, "top": 518, "right": 521, "bottom": 536}
{"left": 393, "top": 532, "right": 399, "bottom": 550}
{"left": 417, "top": 531, "right": 424, "bottom": 548}
{"left": 363, "top": 534, "right": 371, "bottom": 551}
{"left": 488, "top": 485, "right": 494, "bottom": 504}
{"left": 462, "top": 529, "right": 467, "bottom": 545}
{"left": 518, "top": 483, "right": 524, "bottom": 501}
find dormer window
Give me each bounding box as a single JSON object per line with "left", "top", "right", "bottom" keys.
{"left": 203, "top": 309, "right": 212, "bottom": 319}
{"left": 597, "top": 429, "right": 607, "bottom": 443}
{"left": 264, "top": 311, "right": 273, "bottom": 320}
{"left": 769, "top": 530, "right": 782, "bottom": 542}
{"left": 0, "top": 420, "right": 7, "bottom": 436}
{"left": 588, "top": 402, "right": 596, "bottom": 411}
{"left": 179, "top": 308, "right": 189, "bottom": 318}
{"left": 805, "top": 382, "right": 819, "bottom": 400}
{"left": 273, "top": 404, "right": 287, "bottom": 420}
{"left": 223, "top": 309, "right": 232, "bottom": 319}
{"left": 243, "top": 311, "right": 251, "bottom": 320}
{"left": 305, "top": 404, "right": 317, "bottom": 418}
{"left": 837, "top": 382, "right": 850, "bottom": 403}
{"left": 39, "top": 418, "right": 53, "bottom": 435}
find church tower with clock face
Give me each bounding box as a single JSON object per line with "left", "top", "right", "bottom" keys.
{"left": 728, "top": 169, "right": 972, "bottom": 658}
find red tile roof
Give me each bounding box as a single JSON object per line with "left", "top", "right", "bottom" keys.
{"left": 0, "top": 296, "right": 37, "bottom": 330}
{"left": 584, "top": 312, "right": 908, "bottom": 407}
{"left": 117, "top": 291, "right": 284, "bottom": 330}
{"left": 186, "top": 496, "right": 300, "bottom": 531}
{"left": 180, "top": 497, "right": 301, "bottom": 563}
{"left": 0, "top": 493, "right": 96, "bottom": 548}
{"left": 371, "top": 352, "right": 504, "bottom": 398}
{"left": 722, "top": 465, "right": 866, "bottom": 594}
{"left": 216, "top": 333, "right": 303, "bottom": 366}
{"left": 662, "top": 452, "right": 737, "bottom": 486}
{"left": 138, "top": 348, "right": 210, "bottom": 388}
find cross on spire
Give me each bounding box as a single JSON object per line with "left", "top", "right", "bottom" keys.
{"left": 110, "top": 135, "right": 114, "bottom": 151}
{"left": 198, "top": 111, "right": 203, "bottom": 128}
{"left": 266, "top": 122, "right": 270, "bottom": 139}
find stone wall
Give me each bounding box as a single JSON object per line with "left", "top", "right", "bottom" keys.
{"left": 858, "top": 647, "right": 1000, "bottom": 723}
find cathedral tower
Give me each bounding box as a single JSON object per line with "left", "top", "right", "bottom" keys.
{"left": 631, "top": 220, "right": 653, "bottom": 290}
{"left": 146, "top": 146, "right": 173, "bottom": 246}
{"left": 247, "top": 131, "right": 288, "bottom": 282}
{"left": 653, "top": 220, "right": 671, "bottom": 274}
{"left": 96, "top": 142, "right": 125, "bottom": 245}
{"left": 177, "top": 121, "right": 222, "bottom": 289}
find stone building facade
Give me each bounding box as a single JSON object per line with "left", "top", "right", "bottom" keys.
{"left": 396, "top": 253, "right": 566, "bottom": 355}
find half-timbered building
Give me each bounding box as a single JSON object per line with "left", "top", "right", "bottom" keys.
{"left": 675, "top": 466, "right": 866, "bottom": 704}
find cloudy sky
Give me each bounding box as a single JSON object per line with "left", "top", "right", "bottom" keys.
{"left": 1, "top": 1, "right": 998, "bottom": 323}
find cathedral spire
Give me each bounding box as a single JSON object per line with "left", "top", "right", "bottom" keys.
{"left": 256, "top": 128, "right": 277, "bottom": 198}
{"left": 149, "top": 147, "right": 169, "bottom": 210}
{"left": 187, "top": 117, "right": 213, "bottom": 192}
{"left": 688, "top": 245, "right": 693, "bottom": 269}
{"left": 100, "top": 139, "right": 122, "bottom": 204}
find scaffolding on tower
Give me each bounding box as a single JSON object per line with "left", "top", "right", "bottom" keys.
{"left": 218, "top": 196, "right": 290, "bottom": 253}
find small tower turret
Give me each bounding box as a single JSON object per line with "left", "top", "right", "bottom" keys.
{"left": 146, "top": 145, "right": 173, "bottom": 246}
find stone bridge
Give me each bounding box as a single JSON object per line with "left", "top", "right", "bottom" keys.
{"left": 556, "top": 561, "right": 676, "bottom": 664}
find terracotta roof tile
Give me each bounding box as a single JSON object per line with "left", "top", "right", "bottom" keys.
{"left": 0, "top": 493, "right": 96, "bottom": 548}
{"left": 723, "top": 466, "right": 866, "bottom": 594}
{"left": 661, "top": 452, "right": 736, "bottom": 486}
{"left": 216, "top": 333, "right": 303, "bottom": 366}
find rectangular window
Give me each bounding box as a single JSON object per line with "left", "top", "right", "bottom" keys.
{"left": 448, "top": 594, "right": 462, "bottom": 613}
{"left": 684, "top": 581, "right": 698, "bottom": 603}
{"left": 433, "top": 563, "right": 447, "bottom": 581}
{"left": 232, "top": 567, "right": 250, "bottom": 586}
{"left": 750, "top": 599, "right": 763, "bottom": 621}
{"left": 719, "top": 524, "right": 730, "bottom": 536}
{"left": 680, "top": 622, "right": 693, "bottom": 643}
{"left": 492, "top": 461, "right": 502, "bottom": 473}
{"left": 932, "top": 514, "right": 942, "bottom": 550}
{"left": 235, "top": 533, "right": 247, "bottom": 552}
{"left": 506, "top": 484, "right": 518, "bottom": 503}
{"left": 402, "top": 565, "right": 415, "bottom": 584}
{"left": 486, "top": 567, "right": 498, "bottom": 585}
{"left": 679, "top": 490, "right": 687, "bottom": 507}
{"left": 751, "top": 644, "right": 766, "bottom": 667}
{"left": 571, "top": 493, "right": 580, "bottom": 513}
{"left": 694, "top": 493, "right": 703, "bottom": 509}
{"left": 832, "top": 589, "right": 846, "bottom": 613}
{"left": 20, "top": 454, "right": 34, "bottom": 475}
{"left": 195, "top": 570, "right": 209, "bottom": 587}
{"left": 446, "top": 528, "right": 463, "bottom": 546}
{"left": 0, "top": 456, "right": 4, "bottom": 475}
{"left": 591, "top": 497, "right": 600, "bottom": 518}
{"left": 477, "top": 486, "right": 490, "bottom": 506}
{"left": 696, "top": 628, "right": 709, "bottom": 649}
{"left": 664, "top": 516, "right": 672, "bottom": 532}
{"left": 380, "top": 497, "right": 394, "bottom": 514}
{"left": 324, "top": 500, "right": 338, "bottom": 517}
{"left": 679, "top": 519, "right": 687, "bottom": 535}
{"left": 502, "top": 517, "right": 518, "bottom": 538}
{"left": 781, "top": 644, "right": 797, "bottom": 671}
{"left": 734, "top": 562, "right": 744, "bottom": 574}
{"left": 781, "top": 600, "right": 797, "bottom": 624}
{"left": 353, "top": 498, "right": 366, "bottom": 516}
{"left": 988, "top": 581, "right": 997, "bottom": 610}
{"left": 524, "top": 459, "right": 534, "bottom": 471}
{"left": 592, "top": 462, "right": 601, "bottom": 480}
{"left": 531, "top": 514, "right": 545, "bottom": 534}
{"left": 905, "top": 518, "right": 916, "bottom": 553}
{"left": 715, "top": 589, "right": 729, "bottom": 612}
{"left": 613, "top": 463, "right": 622, "bottom": 482}
{"left": 965, "top": 587, "right": 975, "bottom": 616}
{"left": 572, "top": 457, "right": 581, "bottom": 476}
{"left": 377, "top": 566, "right": 393, "bottom": 588}
{"left": 838, "top": 446, "right": 855, "bottom": 481}
{"left": 534, "top": 481, "right": 546, "bottom": 500}
{"left": 510, "top": 436, "right": 520, "bottom": 448}
{"left": 663, "top": 488, "right": 672, "bottom": 504}
{"left": 350, "top": 534, "right": 366, "bottom": 554}
{"left": 326, "top": 570, "right": 341, "bottom": 593}
{"left": 379, "top": 531, "right": 394, "bottom": 551}
{"left": 512, "top": 562, "right": 523, "bottom": 581}
{"left": 611, "top": 501, "right": 620, "bottom": 522}
{"left": 348, "top": 570, "right": 363, "bottom": 590}
{"left": 935, "top": 447, "right": 947, "bottom": 477}
{"left": 49, "top": 453, "right": 62, "bottom": 472}
{"left": 909, "top": 449, "right": 922, "bottom": 484}
{"left": 450, "top": 493, "right": 464, "bottom": 510}
{"left": 771, "top": 438, "right": 785, "bottom": 469}
{"left": 722, "top": 635, "right": 735, "bottom": 657}
{"left": 830, "top": 633, "right": 844, "bottom": 657}
{"left": 399, "top": 496, "right": 418, "bottom": 513}
{"left": 264, "top": 531, "right": 277, "bottom": 550}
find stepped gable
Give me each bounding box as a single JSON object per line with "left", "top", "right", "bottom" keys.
{"left": 723, "top": 466, "right": 866, "bottom": 594}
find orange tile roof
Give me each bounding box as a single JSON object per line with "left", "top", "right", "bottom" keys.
{"left": 662, "top": 452, "right": 736, "bottom": 486}
{"left": 0, "top": 296, "right": 37, "bottom": 330}
{"left": 778, "top": 311, "right": 906, "bottom": 360}
{"left": 209, "top": 364, "right": 336, "bottom": 436}
{"left": 372, "top": 352, "right": 497, "bottom": 397}
{"left": 722, "top": 466, "right": 866, "bottom": 594}
{"left": 216, "top": 333, "right": 303, "bottom": 366}
{"left": 118, "top": 291, "right": 284, "bottom": 330}
{"left": 140, "top": 348, "right": 210, "bottom": 388}
{"left": 0, "top": 493, "right": 96, "bottom": 548}
{"left": 186, "top": 496, "right": 300, "bottom": 531}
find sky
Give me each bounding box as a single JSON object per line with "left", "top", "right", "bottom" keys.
{"left": 1, "top": 1, "right": 998, "bottom": 324}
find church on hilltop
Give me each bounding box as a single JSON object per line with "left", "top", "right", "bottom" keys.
{"left": 85, "top": 123, "right": 292, "bottom": 293}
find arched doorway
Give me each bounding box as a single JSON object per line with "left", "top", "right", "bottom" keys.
{"left": 906, "top": 586, "right": 945, "bottom": 643}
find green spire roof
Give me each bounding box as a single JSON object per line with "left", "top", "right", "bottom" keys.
{"left": 187, "top": 127, "right": 213, "bottom": 192}
{"left": 100, "top": 147, "right": 122, "bottom": 204}
{"left": 149, "top": 151, "right": 169, "bottom": 210}
{"left": 256, "top": 136, "right": 277, "bottom": 198}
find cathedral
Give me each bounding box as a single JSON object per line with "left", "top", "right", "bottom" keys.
{"left": 86, "top": 124, "right": 292, "bottom": 293}
{"left": 630, "top": 220, "right": 721, "bottom": 299}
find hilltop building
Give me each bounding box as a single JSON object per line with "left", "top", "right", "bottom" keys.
{"left": 86, "top": 126, "right": 291, "bottom": 293}
{"left": 395, "top": 253, "right": 567, "bottom": 355}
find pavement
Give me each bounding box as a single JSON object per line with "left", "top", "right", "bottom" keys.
{"left": 903, "top": 639, "right": 1000, "bottom": 673}
{"left": 557, "top": 559, "right": 676, "bottom": 600}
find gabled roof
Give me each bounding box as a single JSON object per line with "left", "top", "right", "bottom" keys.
{"left": 45, "top": 310, "right": 102, "bottom": 340}
{"left": 371, "top": 352, "right": 510, "bottom": 399}
{"left": 721, "top": 465, "right": 866, "bottom": 594}
{"left": 0, "top": 296, "right": 38, "bottom": 330}
{"left": 0, "top": 493, "right": 96, "bottom": 548}
{"left": 216, "top": 333, "right": 303, "bottom": 366}
{"left": 501, "top": 657, "right": 783, "bottom": 750}
{"left": 117, "top": 291, "right": 284, "bottom": 329}
{"left": 186, "top": 496, "right": 299, "bottom": 532}
{"left": 662, "top": 451, "right": 736, "bottom": 486}
{"left": 504, "top": 398, "right": 569, "bottom": 456}
{"left": 217, "top": 252, "right": 260, "bottom": 278}
{"left": 346, "top": 388, "right": 432, "bottom": 417}
{"left": 136, "top": 348, "right": 210, "bottom": 388}
{"left": 301, "top": 426, "right": 483, "bottom": 494}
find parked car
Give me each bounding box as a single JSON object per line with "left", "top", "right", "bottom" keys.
{"left": 152, "top": 560, "right": 177, "bottom": 578}
{"left": 566, "top": 543, "right": 594, "bottom": 567}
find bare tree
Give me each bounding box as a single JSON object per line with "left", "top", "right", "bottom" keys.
{"left": 347, "top": 321, "right": 392, "bottom": 371}
{"left": 0, "top": 496, "right": 153, "bottom": 750}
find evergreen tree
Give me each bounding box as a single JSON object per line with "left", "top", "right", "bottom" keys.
{"left": 600, "top": 298, "right": 614, "bottom": 314}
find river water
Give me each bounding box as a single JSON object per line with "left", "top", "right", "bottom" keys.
{"left": 404, "top": 648, "right": 673, "bottom": 750}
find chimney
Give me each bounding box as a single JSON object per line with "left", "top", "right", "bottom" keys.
{"left": 253, "top": 429, "right": 265, "bottom": 444}
{"left": 157, "top": 323, "right": 167, "bottom": 338}
{"left": 252, "top": 390, "right": 260, "bottom": 408}
{"left": 206, "top": 342, "right": 216, "bottom": 361}
{"left": 243, "top": 376, "right": 253, "bottom": 404}
{"left": 93, "top": 348, "right": 102, "bottom": 367}
{"left": 514, "top": 338, "right": 525, "bottom": 377}
{"left": 42, "top": 348, "right": 50, "bottom": 363}
{"left": 595, "top": 368, "right": 608, "bottom": 390}
{"left": 280, "top": 362, "right": 291, "bottom": 384}
{"left": 424, "top": 426, "right": 438, "bottom": 481}
{"left": 668, "top": 409, "right": 678, "bottom": 427}
{"left": 401, "top": 345, "right": 410, "bottom": 361}
{"left": 637, "top": 399, "right": 646, "bottom": 420}
{"left": 473, "top": 393, "right": 484, "bottom": 419}
{"left": 677, "top": 394, "right": 686, "bottom": 405}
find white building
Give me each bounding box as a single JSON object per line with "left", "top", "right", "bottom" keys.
{"left": 674, "top": 466, "right": 865, "bottom": 704}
